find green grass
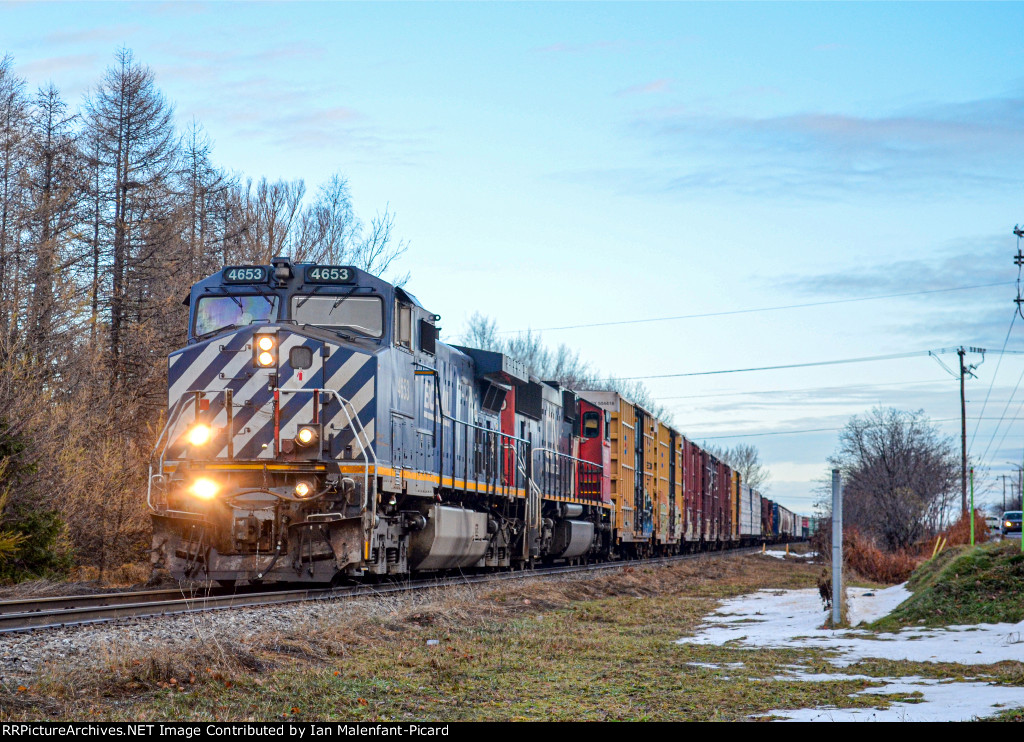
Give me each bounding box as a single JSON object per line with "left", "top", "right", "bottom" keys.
{"left": 872, "top": 541, "right": 1024, "bottom": 630}
{"left": 2, "top": 552, "right": 1022, "bottom": 721}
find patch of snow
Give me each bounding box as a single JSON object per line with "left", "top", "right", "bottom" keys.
{"left": 686, "top": 661, "right": 745, "bottom": 670}
{"left": 768, "top": 677, "right": 1024, "bottom": 722}
{"left": 678, "top": 587, "right": 1024, "bottom": 666}
{"left": 847, "top": 584, "right": 911, "bottom": 626}
{"left": 676, "top": 586, "right": 1024, "bottom": 720}
{"left": 761, "top": 550, "right": 818, "bottom": 560}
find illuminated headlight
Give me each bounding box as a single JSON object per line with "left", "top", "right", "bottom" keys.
{"left": 295, "top": 426, "right": 318, "bottom": 447}
{"left": 294, "top": 481, "right": 313, "bottom": 498}
{"left": 189, "top": 478, "right": 219, "bottom": 500}
{"left": 257, "top": 351, "right": 275, "bottom": 367}
{"left": 1006, "top": 521, "right": 1013, "bottom": 528}
{"left": 257, "top": 336, "right": 275, "bottom": 352}
{"left": 187, "top": 424, "right": 212, "bottom": 446}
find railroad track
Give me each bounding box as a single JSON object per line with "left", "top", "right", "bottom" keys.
{"left": 0, "top": 546, "right": 766, "bottom": 634}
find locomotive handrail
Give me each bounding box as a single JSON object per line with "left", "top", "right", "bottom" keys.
{"left": 435, "top": 408, "right": 529, "bottom": 498}
{"left": 531, "top": 446, "right": 603, "bottom": 501}
{"left": 148, "top": 393, "right": 207, "bottom": 518}
{"left": 148, "top": 386, "right": 377, "bottom": 519}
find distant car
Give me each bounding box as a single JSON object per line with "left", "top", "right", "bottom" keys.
{"left": 1001, "top": 511, "right": 1022, "bottom": 537}
{"left": 985, "top": 515, "right": 1001, "bottom": 532}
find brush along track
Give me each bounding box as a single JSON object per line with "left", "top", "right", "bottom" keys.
{"left": 0, "top": 547, "right": 766, "bottom": 634}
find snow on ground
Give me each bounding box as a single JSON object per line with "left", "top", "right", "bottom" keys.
{"left": 847, "top": 584, "right": 911, "bottom": 626}
{"left": 677, "top": 585, "right": 1024, "bottom": 721}
{"left": 761, "top": 550, "right": 818, "bottom": 560}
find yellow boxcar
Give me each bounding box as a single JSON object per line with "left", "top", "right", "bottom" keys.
{"left": 578, "top": 390, "right": 656, "bottom": 553}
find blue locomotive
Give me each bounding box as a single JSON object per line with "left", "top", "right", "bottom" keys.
{"left": 149, "top": 258, "right": 609, "bottom": 584}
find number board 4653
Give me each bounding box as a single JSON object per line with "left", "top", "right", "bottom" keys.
{"left": 223, "top": 266, "right": 268, "bottom": 284}
{"left": 304, "top": 266, "right": 356, "bottom": 284}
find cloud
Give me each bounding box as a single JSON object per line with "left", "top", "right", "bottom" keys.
{"left": 534, "top": 40, "right": 631, "bottom": 54}
{"left": 614, "top": 93, "right": 1024, "bottom": 198}
{"left": 18, "top": 53, "right": 103, "bottom": 80}
{"left": 43, "top": 26, "right": 143, "bottom": 46}
{"left": 774, "top": 236, "right": 1022, "bottom": 346}
{"left": 616, "top": 78, "right": 672, "bottom": 97}
{"left": 534, "top": 37, "right": 695, "bottom": 55}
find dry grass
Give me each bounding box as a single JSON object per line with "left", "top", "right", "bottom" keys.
{"left": 919, "top": 512, "right": 991, "bottom": 556}
{"left": 844, "top": 528, "right": 920, "bottom": 584}
{"left": 0, "top": 562, "right": 151, "bottom": 598}
{"left": 2, "top": 553, "right": 830, "bottom": 721}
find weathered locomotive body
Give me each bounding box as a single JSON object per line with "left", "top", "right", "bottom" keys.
{"left": 150, "top": 259, "right": 803, "bottom": 585}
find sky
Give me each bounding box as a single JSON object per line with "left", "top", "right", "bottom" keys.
{"left": 4, "top": 1, "right": 1024, "bottom": 515}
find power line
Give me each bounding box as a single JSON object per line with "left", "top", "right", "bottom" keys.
{"left": 598, "top": 346, "right": 1024, "bottom": 383}
{"left": 500, "top": 281, "right": 1014, "bottom": 334}
{"left": 969, "top": 308, "right": 1016, "bottom": 454}
{"left": 656, "top": 377, "right": 951, "bottom": 403}
{"left": 977, "top": 363, "right": 1024, "bottom": 466}
{"left": 696, "top": 415, "right": 1006, "bottom": 441}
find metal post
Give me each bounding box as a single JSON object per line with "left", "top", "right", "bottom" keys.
{"left": 970, "top": 467, "right": 975, "bottom": 546}
{"left": 831, "top": 468, "right": 843, "bottom": 627}
{"left": 959, "top": 347, "right": 968, "bottom": 515}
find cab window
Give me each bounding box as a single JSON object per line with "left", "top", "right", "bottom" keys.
{"left": 396, "top": 302, "right": 412, "bottom": 349}
{"left": 194, "top": 295, "right": 278, "bottom": 338}
{"left": 582, "top": 411, "right": 601, "bottom": 439}
{"left": 291, "top": 295, "right": 384, "bottom": 337}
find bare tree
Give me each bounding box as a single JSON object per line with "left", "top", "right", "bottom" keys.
{"left": 85, "top": 47, "right": 176, "bottom": 386}
{"left": 459, "top": 312, "right": 669, "bottom": 420}
{"left": 0, "top": 55, "right": 28, "bottom": 353}
{"left": 830, "top": 406, "right": 958, "bottom": 551}
{"left": 705, "top": 443, "right": 771, "bottom": 491}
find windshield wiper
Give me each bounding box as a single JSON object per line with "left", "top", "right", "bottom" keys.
{"left": 330, "top": 287, "right": 360, "bottom": 312}
{"left": 295, "top": 285, "right": 324, "bottom": 309}
{"left": 251, "top": 284, "right": 276, "bottom": 307}
{"left": 196, "top": 323, "right": 239, "bottom": 341}
{"left": 205, "top": 286, "right": 244, "bottom": 309}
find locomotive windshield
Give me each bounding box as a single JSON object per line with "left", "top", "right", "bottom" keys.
{"left": 291, "top": 294, "right": 384, "bottom": 337}
{"left": 195, "top": 294, "right": 279, "bottom": 337}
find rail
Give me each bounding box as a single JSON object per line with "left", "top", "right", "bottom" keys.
{"left": 0, "top": 547, "right": 766, "bottom": 634}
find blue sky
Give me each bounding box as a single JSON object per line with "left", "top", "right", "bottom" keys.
{"left": 5, "top": 1, "right": 1024, "bottom": 514}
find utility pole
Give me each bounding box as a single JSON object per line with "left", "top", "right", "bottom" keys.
{"left": 959, "top": 347, "right": 968, "bottom": 515}
{"left": 1003, "top": 474, "right": 1007, "bottom": 511}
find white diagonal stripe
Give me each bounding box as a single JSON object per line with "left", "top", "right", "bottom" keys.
{"left": 169, "top": 343, "right": 225, "bottom": 402}
{"left": 326, "top": 352, "right": 368, "bottom": 391}
{"left": 349, "top": 376, "right": 375, "bottom": 418}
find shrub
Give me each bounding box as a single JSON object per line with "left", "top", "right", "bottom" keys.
{"left": 842, "top": 527, "right": 920, "bottom": 584}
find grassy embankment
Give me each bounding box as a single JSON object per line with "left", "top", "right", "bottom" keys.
{"left": 872, "top": 540, "right": 1024, "bottom": 630}
{"left": 1, "top": 546, "right": 1021, "bottom": 721}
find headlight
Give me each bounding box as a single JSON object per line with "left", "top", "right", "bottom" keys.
{"left": 294, "top": 481, "right": 313, "bottom": 498}
{"left": 189, "top": 478, "right": 219, "bottom": 500}
{"left": 295, "top": 426, "right": 318, "bottom": 447}
{"left": 187, "top": 423, "right": 212, "bottom": 446}
{"left": 254, "top": 335, "right": 277, "bottom": 367}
